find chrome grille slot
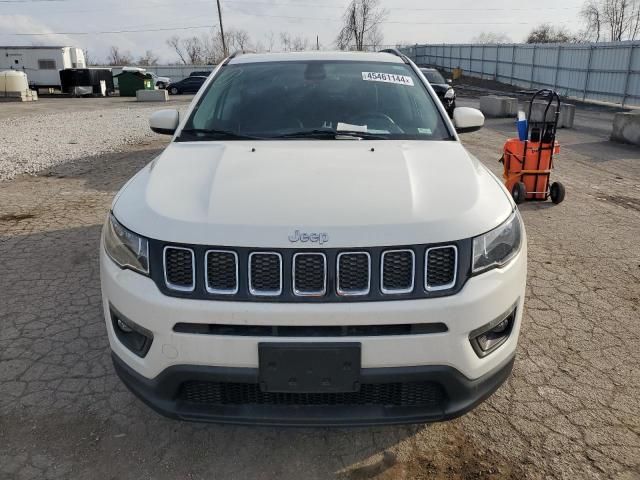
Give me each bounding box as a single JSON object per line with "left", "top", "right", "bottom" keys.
{"left": 337, "top": 252, "right": 371, "bottom": 296}
{"left": 163, "top": 247, "right": 195, "bottom": 292}
{"left": 425, "top": 246, "right": 457, "bottom": 291}
{"left": 293, "top": 253, "right": 327, "bottom": 296}
{"left": 249, "top": 252, "right": 282, "bottom": 296}
{"left": 381, "top": 250, "right": 415, "bottom": 294}
{"left": 205, "top": 250, "right": 238, "bottom": 294}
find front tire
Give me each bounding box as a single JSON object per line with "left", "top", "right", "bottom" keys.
{"left": 157, "top": 82, "right": 166, "bottom": 90}
{"left": 550, "top": 182, "right": 565, "bottom": 204}
{"left": 512, "top": 182, "right": 527, "bottom": 204}
{"left": 169, "top": 87, "right": 179, "bottom": 95}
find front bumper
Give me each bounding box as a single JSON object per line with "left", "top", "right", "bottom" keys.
{"left": 112, "top": 351, "right": 515, "bottom": 426}
{"left": 101, "top": 241, "right": 526, "bottom": 424}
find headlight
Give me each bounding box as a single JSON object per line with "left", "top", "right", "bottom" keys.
{"left": 444, "top": 88, "right": 455, "bottom": 99}
{"left": 472, "top": 210, "right": 522, "bottom": 274}
{"left": 103, "top": 213, "right": 149, "bottom": 275}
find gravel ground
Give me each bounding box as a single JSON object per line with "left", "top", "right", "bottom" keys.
{"left": 0, "top": 97, "right": 189, "bottom": 181}
{"left": 0, "top": 99, "right": 639, "bottom": 479}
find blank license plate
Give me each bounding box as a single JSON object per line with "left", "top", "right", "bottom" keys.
{"left": 258, "top": 343, "right": 361, "bottom": 393}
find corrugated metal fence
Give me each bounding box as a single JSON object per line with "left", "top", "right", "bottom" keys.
{"left": 402, "top": 42, "right": 640, "bottom": 107}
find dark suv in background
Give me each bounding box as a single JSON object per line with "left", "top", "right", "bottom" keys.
{"left": 420, "top": 67, "right": 456, "bottom": 117}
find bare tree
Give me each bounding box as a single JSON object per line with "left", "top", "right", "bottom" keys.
{"left": 336, "top": 0, "right": 387, "bottom": 51}
{"left": 138, "top": 50, "right": 159, "bottom": 66}
{"left": 526, "top": 24, "right": 576, "bottom": 43}
{"left": 183, "top": 36, "right": 205, "bottom": 64}
{"left": 291, "top": 35, "right": 309, "bottom": 51}
{"left": 579, "top": 0, "right": 640, "bottom": 41}
{"left": 107, "top": 46, "right": 133, "bottom": 66}
{"left": 229, "top": 29, "right": 251, "bottom": 52}
{"left": 82, "top": 48, "right": 95, "bottom": 66}
{"left": 472, "top": 32, "right": 512, "bottom": 44}
{"left": 167, "top": 35, "right": 188, "bottom": 64}
{"left": 280, "top": 32, "right": 292, "bottom": 51}
{"left": 581, "top": 0, "right": 603, "bottom": 41}
{"left": 264, "top": 31, "right": 276, "bottom": 52}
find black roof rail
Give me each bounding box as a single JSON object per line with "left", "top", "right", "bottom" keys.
{"left": 379, "top": 48, "right": 410, "bottom": 64}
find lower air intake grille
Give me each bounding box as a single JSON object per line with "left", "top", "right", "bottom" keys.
{"left": 180, "top": 381, "right": 445, "bottom": 407}
{"left": 164, "top": 247, "right": 194, "bottom": 291}
{"left": 426, "top": 246, "right": 457, "bottom": 290}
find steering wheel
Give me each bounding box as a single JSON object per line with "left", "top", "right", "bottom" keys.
{"left": 348, "top": 112, "right": 403, "bottom": 134}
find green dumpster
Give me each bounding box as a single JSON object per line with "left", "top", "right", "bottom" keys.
{"left": 114, "top": 71, "right": 154, "bottom": 97}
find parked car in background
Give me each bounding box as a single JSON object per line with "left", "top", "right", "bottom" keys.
{"left": 167, "top": 76, "right": 208, "bottom": 95}
{"left": 149, "top": 72, "right": 171, "bottom": 89}
{"left": 420, "top": 67, "right": 456, "bottom": 117}
{"left": 189, "top": 71, "right": 212, "bottom": 77}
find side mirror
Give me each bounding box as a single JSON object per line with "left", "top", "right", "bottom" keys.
{"left": 149, "top": 109, "right": 179, "bottom": 135}
{"left": 453, "top": 107, "right": 484, "bottom": 134}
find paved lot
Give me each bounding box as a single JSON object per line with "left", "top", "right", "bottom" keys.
{"left": 0, "top": 98, "right": 639, "bottom": 479}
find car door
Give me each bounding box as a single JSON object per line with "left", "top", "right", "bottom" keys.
{"left": 186, "top": 77, "right": 205, "bottom": 93}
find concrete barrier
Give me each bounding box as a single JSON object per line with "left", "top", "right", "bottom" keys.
{"left": 0, "top": 89, "right": 38, "bottom": 102}
{"left": 611, "top": 112, "right": 640, "bottom": 145}
{"left": 479, "top": 95, "right": 518, "bottom": 118}
{"left": 136, "top": 89, "right": 168, "bottom": 102}
{"left": 522, "top": 101, "right": 575, "bottom": 128}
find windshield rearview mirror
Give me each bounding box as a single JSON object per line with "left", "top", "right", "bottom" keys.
{"left": 149, "top": 109, "right": 179, "bottom": 135}
{"left": 453, "top": 107, "right": 484, "bottom": 134}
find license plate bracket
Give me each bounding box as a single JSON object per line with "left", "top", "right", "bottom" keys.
{"left": 258, "top": 342, "right": 361, "bottom": 393}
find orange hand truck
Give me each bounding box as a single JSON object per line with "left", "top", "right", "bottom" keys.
{"left": 500, "top": 89, "right": 566, "bottom": 204}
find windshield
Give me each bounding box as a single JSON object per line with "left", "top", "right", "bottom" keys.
{"left": 182, "top": 61, "right": 452, "bottom": 141}
{"left": 421, "top": 69, "right": 447, "bottom": 85}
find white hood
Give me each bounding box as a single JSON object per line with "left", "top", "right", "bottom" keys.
{"left": 113, "top": 140, "right": 513, "bottom": 248}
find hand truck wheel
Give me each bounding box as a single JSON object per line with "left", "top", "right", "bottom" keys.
{"left": 512, "top": 182, "right": 527, "bottom": 204}
{"left": 550, "top": 181, "right": 565, "bottom": 204}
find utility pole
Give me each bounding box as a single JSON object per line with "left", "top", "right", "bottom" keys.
{"left": 216, "top": 0, "right": 227, "bottom": 57}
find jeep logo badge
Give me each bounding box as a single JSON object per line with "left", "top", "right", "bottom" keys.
{"left": 288, "top": 230, "right": 329, "bottom": 245}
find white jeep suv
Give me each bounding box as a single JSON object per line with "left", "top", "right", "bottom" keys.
{"left": 100, "top": 50, "right": 526, "bottom": 426}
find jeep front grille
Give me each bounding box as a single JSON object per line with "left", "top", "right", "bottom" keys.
{"left": 337, "top": 252, "right": 370, "bottom": 296}
{"left": 163, "top": 247, "right": 195, "bottom": 292}
{"left": 158, "top": 243, "right": 461, "bottom": 302}
{"left": 249, "top": 252, "right": 283, "bottom": 296}
{"left": 381, "top": 250, "right": 415, "bottom": 294}
{"left": 293, "top": 253, "right": 327, "bottom": 296}
{"left": 205, "top": 250, "right": 238, "bottom": 294}
{"left": 425, "top": 246, "right": 457, "bottom": 291}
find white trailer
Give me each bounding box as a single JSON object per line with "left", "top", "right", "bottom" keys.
{"left": 0, "top": 46, "right": 86, "bottom": 89}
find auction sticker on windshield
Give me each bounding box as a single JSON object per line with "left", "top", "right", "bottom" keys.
{"left": 362, "top": 72, "right": 414, "bottom": 86}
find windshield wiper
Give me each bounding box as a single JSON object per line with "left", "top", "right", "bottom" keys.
{"left": 272, "top": 129, "right": 387, "bottom": 140}
{"left": 179, "top": 128, "right": 261, "bottom": 140}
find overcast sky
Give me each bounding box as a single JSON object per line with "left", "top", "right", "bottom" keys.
{"left": 0, "top": 0, "right": 586, "bottom": 63}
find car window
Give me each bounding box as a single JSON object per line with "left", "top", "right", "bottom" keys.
{"left": 421, "top": 69, "right": 446, "bottom": 85}
{"left": 185, "top": 61, "right": 452, "bottom": 141}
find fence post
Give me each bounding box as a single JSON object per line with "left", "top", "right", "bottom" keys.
{"left": 481, "top": 44, "right": 485, "bottom": 80}
{"left": 582, "top": 46, "right": 594, "bottom": 101}
{"left": 621, "top": 44, "right": 634, "bottom": 107}
{"left": 530, "top": 45, "right": 537, "bottom": 89}
{"left": 510, "top": 45, "right": 516, "bottom": 85}
{"left": 553, "top": 45, "right": 562, "bottom": 91}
